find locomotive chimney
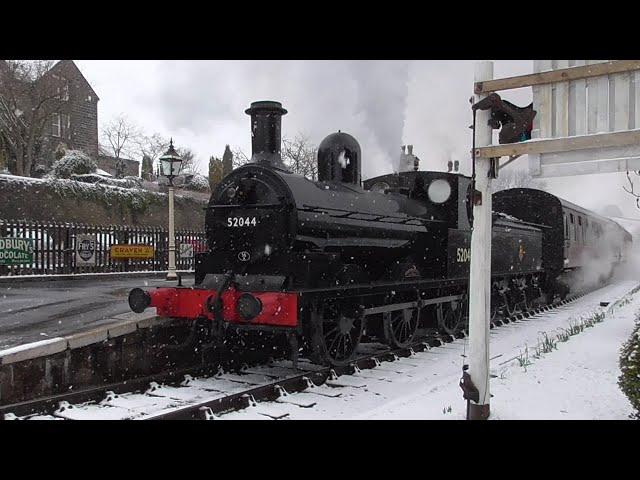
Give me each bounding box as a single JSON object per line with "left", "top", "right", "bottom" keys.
{"left": 245, "top": 100, "right": 288, "bottom": 168}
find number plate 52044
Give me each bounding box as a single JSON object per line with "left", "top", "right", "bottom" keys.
{"left": 227, "top": 217, "right": 257, "bottom": 227}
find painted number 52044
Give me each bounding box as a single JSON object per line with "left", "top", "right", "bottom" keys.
{"left": 227, "top": 217, "right": 257, "bottom": 227}
{"left": 456, "top": 247, "right": 470, "bottom": 263}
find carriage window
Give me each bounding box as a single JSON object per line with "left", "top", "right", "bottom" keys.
{"left": 563, "top": 212, "right": 568, "bottom": 239}
{"left": 578, "top": 216, "right": 583, "bottom": 243}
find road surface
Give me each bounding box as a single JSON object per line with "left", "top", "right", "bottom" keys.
{"left": 0, "top": 275, "right": 193, "bottom": 349}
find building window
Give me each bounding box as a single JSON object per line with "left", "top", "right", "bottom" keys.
{"left": 62, "top": 113, "right": 71, "bottom": 139}
{"left": 51, "top": 113, "right": 61, "bottom": 137}
{"left": 86, "top": 95, "right": 92, "bottom": 102}
{"left": 52, "top": 74, "right": 69, "bottom": 101}
{"left": 59, "top": 83, "right": 69, "bottom": 101}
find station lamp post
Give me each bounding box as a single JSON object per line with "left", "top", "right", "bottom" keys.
{"left": 159, "top": 139, "right": 183, "bottom": 281}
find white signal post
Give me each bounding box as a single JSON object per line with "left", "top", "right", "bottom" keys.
{"left": 467, "top": 60, "right": 494, "bottom": 420}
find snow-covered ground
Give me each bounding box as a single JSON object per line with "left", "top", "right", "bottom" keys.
{"left": 12, "top": 280, "right": 637, "bottom": 420}
{"left": 222, "top": 280, "right": 640, "bottom": 420}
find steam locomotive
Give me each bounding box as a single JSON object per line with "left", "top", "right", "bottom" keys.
{"left": 128, "top": 101, "right": 632, "bottom": 366}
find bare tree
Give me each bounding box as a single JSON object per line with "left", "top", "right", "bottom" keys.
{"left": 231, "top": 146, "right": 250, "bottom": 169}
{"left": 623, "top": 170, "right": 640, "bottom": 209}
{"left": 136, "top": 132, "right": 168, "bottom": 179}
{"left": 100, "top": 115, "right": 141, "bottom": 178}
{"left": 282, "top": 134, "right": 318, "bottom": 180}
{"left": 0, "top": 60, "right": 65, "bottom": 176}
{"left": 177, "top": 146, "right": 202, "bottom": 175}
{"left": 137, "top": 133, "right": 168, "bottom": 163}
{"left": 231, "top": 133, "right": 318, "bottom": 180}
{"left": 491, "top": 166, "right": 547, "bottom": 193}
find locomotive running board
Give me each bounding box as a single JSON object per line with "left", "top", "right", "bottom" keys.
{"left": 200, "top": 273, "right": 286, "bottom": 292}
{"left": 363, "top": 294, "right": 464, "bottom": 316}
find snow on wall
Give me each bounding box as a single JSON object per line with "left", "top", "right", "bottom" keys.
{"left": 0, "top": 174, "right": 205, "bottom": 229}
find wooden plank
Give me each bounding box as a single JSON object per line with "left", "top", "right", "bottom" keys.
{"left": 632, "top": 72, "right": 640, "bottom": 128}
{"left": 538, "top": 155, "right": 640, "bottom": 177}
{"left": 571, "top": 60, "right": 587, "bottom": 136}
{"left": 613, "top": 70, "right": 631, "bottom": 131}
{"left": 586, "top": 60, "right": 605, "bottom": 134}
{"left": 475, "top": 129, "right": 640, "bottom": 158}
{"left": 539, "top": 142, "right": 640, "bottom": 165}
{"left": 596, "top": 61, "right": 609, "bottom": 133}
{"left": 533, "top": 60, "right": 553, "bottom": 139}
{"left": 554, "top": 60, "right": 569, "bottom": 137}
{"left": 528, "top": 153, "right": 542, "bottom": 177}
{"left": 475, "top": 60, "right": 640, "bottom": 94}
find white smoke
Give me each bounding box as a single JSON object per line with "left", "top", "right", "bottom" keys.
{"left": 563, "top": 224, "right": 636, "bottom": 292}
{"left": 349, "top": 61, "right": 410, "bottom": 173}
{"left": 337, "top": 150, "right": 349, "bottom": 169}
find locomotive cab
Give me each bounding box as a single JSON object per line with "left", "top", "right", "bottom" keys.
{"left": 363, "top": 171, "right": 472, "bottom": 230}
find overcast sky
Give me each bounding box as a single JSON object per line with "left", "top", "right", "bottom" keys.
{"left": 74, "top": 60, "right": 640, "bottom": 220}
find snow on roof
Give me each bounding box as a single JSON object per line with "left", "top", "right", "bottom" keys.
{"left": 95, "top": 168, "right": 113, "bottom": 177}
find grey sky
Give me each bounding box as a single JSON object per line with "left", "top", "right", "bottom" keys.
{"left": 74, "top": 60, "right": 640, "bottom": 219}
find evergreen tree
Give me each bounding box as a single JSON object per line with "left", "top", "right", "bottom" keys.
{"left": 209, "top": 156, "right": 224, "bottom": 189}
{"left": 141, "top": 154, "right": 154, "bottom": 180}
{"left": 222, "top": 145, "right": 233, "bottom": 175}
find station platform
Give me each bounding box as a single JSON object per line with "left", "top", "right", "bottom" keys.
{"left": 0, "top": 274, "right": 193, "bottom": 350}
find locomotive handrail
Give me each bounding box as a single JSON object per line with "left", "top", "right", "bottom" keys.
{"left": 493, "top": 212, "right": 551, "bottom": 230}
{"left": 295, "top": 267, "right": 547, "bottom": 298}
{"left": 300, "top": 204, "right": 443, "bottom": 225}
{"left": 205, "top": 203, "right": 284, "bottom": 209}
{"left": 296, "top": 276, "right": 467, "bottom": 297}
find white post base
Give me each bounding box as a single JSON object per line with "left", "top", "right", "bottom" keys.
{"left": 166, "top": 271, "right": 178, "bottom": 281}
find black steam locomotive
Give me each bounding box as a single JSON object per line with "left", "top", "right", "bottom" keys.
{"left": 129, "top": 100, "right": 632, "bottom": 366}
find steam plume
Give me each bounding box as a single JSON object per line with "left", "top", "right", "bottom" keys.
{"left": 349, "top": 61, "right": 410, "bottom": 172}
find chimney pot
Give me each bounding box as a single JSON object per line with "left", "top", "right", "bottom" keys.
{"left": 244, "top": 100, "right": 287, "bottom": 168}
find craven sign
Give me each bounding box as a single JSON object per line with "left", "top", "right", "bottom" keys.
{"left": 110, "top": 244, "right": 154, "bottom": 259}
{"left": 0, "top": 238, "right": 34, "bottom": 265}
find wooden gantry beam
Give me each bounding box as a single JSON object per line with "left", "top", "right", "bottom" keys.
{"left": 475, "top": 129, "right": 640, "bottom": 159}
{"left": 474, "top": 60, "right": 640, "bottom": 94}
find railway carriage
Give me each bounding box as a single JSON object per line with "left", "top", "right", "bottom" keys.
{"left": 493, "top": 189, "right": 632, "bottom": 276}
{"left": 128, "top": 100, "right": 631, "bottom": 366}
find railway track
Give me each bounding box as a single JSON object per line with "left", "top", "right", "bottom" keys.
{"left": 2, "top": 284, "right": 615, "bottom": 420}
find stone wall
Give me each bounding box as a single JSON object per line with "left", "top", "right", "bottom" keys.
{"left": 0, "top": 175, "right": 206, "bottom": 229}
{"left": 97, "top": 154, "right": 139, "bottom": 177}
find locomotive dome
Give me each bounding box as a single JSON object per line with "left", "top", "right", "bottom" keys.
{"left": 317, "top": 131, "right": 362, "bottom": 186}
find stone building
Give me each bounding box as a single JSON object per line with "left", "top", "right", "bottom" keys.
{"left": 0, "top": 60, "right": 101, "bottom": 175}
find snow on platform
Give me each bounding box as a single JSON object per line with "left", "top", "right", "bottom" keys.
{"left": 359, "top": 280, "right": 638, "bottom": 420}
{"left": 221, "top": 280, "right": 640, "bottom": 420}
